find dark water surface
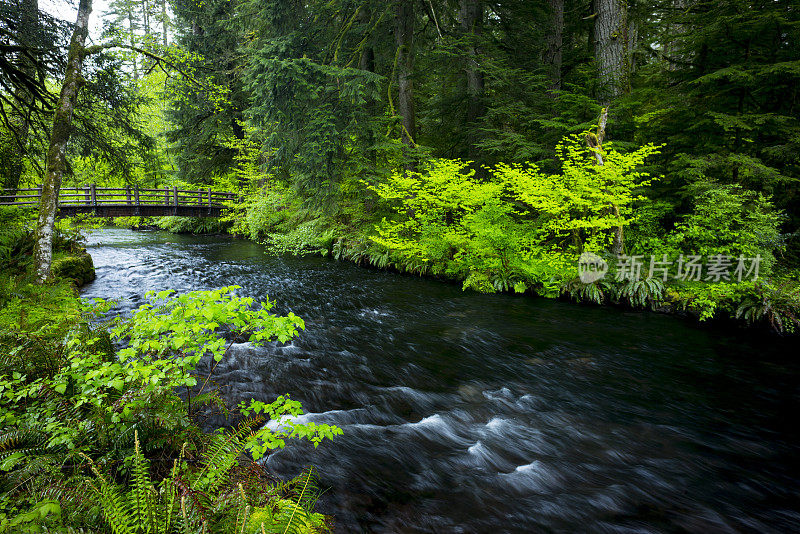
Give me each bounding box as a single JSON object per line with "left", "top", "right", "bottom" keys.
{"left": 82, "top": 229, "right": 800, "bottom": 533}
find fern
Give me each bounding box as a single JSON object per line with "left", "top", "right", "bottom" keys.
{"left": 246, "top": 467, "right": 329, "bottom": 534}
{"left": 613, "top": 278, "right": 665, "bottom": 309}
{"left": 735, "top": 282, "right": 800, "bottom": 333}
{"left": 561, "top": 278, "right": 609, "bottom": 305}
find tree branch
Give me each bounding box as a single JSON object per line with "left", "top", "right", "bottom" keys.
{"left": 83, "top": 42, "right": 205, "bottom": 87}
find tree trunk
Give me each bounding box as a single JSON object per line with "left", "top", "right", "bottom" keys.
{"left": 140, "top": 0, "right": 152, "bottom": 72}
{"left": 160, "top": 0, "right": 169, "bottom": 47}
{"left": 627, "top": 19, "right": 637, "bottom": 74}
{"left": 33, "top": 0, "right": 93, "bottom": 283}
{"left": 663, "top": 0, "right": 684, "bottom": 70}
{"left": 543, "top": 0, "right": 564, "bottom": 92}
{"left": 358, "top": 6, "right": 375, "bottom": 73}
{"left": 459, "top": 0, "right": 484, "bottom": 122}
{"left": 593, "top": 0, "right": 628, "bottom": 104}
{"left": 142, "top": 0, "right": 150, "bottom": 34}
{"left": 459, "top": 0, "right": 485, "bottom": 161}
{"left": 128, "top": 10, "right": 138, "bottom": 79}
{"left": 359, "top": 6, "right": 376, "bottom": 166}
{"left": 586, "top": 108, "right": 624, "bottom": 254}
{"left": 395, "top": 0, "right": 416, "bottom": 150}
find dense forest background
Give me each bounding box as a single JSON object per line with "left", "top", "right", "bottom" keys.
{"left": 2, "top": 0, "right": 800, "bottom": 326}
{"left": 6, "top": 2, "right": 800, "bottom": 530}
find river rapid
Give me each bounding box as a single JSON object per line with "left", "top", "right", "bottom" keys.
{"left": 81, "top": 229, "right": 800, "bottom": 533}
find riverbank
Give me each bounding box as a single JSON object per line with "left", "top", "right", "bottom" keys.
{"left": 109, "top": 214, "right": 800, "bottom": 336}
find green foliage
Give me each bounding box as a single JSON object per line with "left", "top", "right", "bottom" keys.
{"left": 631, "top": 0, "right": 800, "bottom": 242}
{"left": 86, "top": 431, "right": 331, "bottom": 534}
{"left": 0, "top": 287, "right": 340, "bottom": 531}
{"left": 613, "top": 277, "right": 665, "bottom": 310}
{"left": 0, "top": 228, "right": 34, "bottom": 274}
{"left": 561, "top": 276, "right": 665, "bottom": 310}
{"left": 225, "top": 190, "right": 293, "bottom": 242}
{"left": 239, "top": 0, "right": 384, "bottom": 203}
{"left": 494, "top": 136, "right": 661, "bottom": 251}
{"left": 561, "top": 277, "right": 612, "bottom": 305}
{"left": 0, "top": 499, "right": 64, "bottom": 533}
{"left": 665, "top": 182, "right": 784, "bottom": 273}
{"left": 735, "top": 281, "right": 800, "bottom": 333}
{"left": 0, "top": 276, "right": 79, "bottom": 330}
{"left": 113, "top": 216, "right": 153, "bottom": 229}
{"left": 166, "top": 0, "right": 246, "bottom": 184}
{"left": 368, "top": 136, "right": 657, "bottom": 295}
{"left": 246, "top": 468, "right": 329, "bottom": 534}
{"left": 152, "top": 217, "right": 231, "bottom": 235}
{"left": 258, "top": 218, "right": 336, "bottom": 258}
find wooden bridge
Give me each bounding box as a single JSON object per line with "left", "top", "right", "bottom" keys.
{"left": 0, "top": 185, "right": 236, "bottom": 218}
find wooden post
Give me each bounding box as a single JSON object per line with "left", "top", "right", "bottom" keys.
{"left": 198, "top": 190, "right": 202, "bottom": 205}
{"left": 84, "top": 185, "right": 90, "bottom": 204}
{"left": 173, "top": 186, "right": 178, "bottom": 215}
{"left": 165, "top": 186, "right": 169, "bottom": 205}
{"left": 207, "top": 188, "right": 212, "bottom": 216}
{"left": 125, "top": 186, "right": 131, "bottom": 205}
{"left": 134, "top": 186, "right": 140, "bottom": 216}
{"left": 90, "top": 183, "right": 97, "bottom": 211}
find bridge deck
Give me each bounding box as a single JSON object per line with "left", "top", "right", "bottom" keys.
{"left": 0, "top": 185, "right": 236, "bottom": 218}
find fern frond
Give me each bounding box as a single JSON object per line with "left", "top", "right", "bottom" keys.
{"left": 189, "top": 390, "right": 230, "bottom": 419}
{"left": 87, "top": 470, "right": 136, "bottom": 534}
{"left": 0, "top": 429, "right": 49, "bottom": 459}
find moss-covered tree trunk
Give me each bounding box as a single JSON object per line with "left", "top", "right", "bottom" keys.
{"left": 593, "top": 0, "right": 628, "bottom": 104}
{"left": 544, "top": 0, "right": 564, "bottom": 92}
{"left": 33, "top": 0, "right": 93, "bottom": 283}
{"left": 359, "top": 6, "right": 376, "bottom": 167}
{"left": 587, "top": 107, "right": 624, "bottom": 254}
{"left": 459, "top": 0, "right": 485, "bottom": 162}
{"left": 395, "top": 0, "right": 416, "bottom": 150}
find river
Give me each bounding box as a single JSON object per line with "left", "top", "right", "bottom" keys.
{"left": 81, "top": 228, "right": 800, "bottom": 533}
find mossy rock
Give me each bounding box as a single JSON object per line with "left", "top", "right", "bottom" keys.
{"left": 51, "top": 249, "right": 95, "bottom": 287}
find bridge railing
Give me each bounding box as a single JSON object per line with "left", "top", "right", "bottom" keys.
{"left": 0, "top": 185, "right": 237, "bottom": 208}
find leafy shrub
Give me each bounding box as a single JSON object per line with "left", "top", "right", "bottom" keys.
{"left": 263, "top": 219, "right": 336, "bottom": 256}
{"left": 113, "top": 216, "right": 153, "bottom": 229}
{"left": 225, "top": 186, "right": 295, "bottom": 241}
{"left": 0, "top": 287, "right": 341, "bottom": 530}
{"left": 0, "top": 276, "right": 80, "bottom": 330}
{"left": 153, "top": 216, "right": 231, "bottom": 234}
{"left": 84, "top": 430, "right": 331, "bottom": 534}
{"left": 669, "top": 281, "right": 744, "bottom": 321}
{"left": 666, "top": 182, "right": 783, "bottom": 273}
{"left": 561, "top": 277, "right": 665, "bottom": 309}
{"left": 367, "top": 136, "right": 659, "bottom": 295}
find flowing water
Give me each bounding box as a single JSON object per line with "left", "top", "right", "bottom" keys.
{"left": 82, "top": 229, "right": 800, "bottom": 533}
